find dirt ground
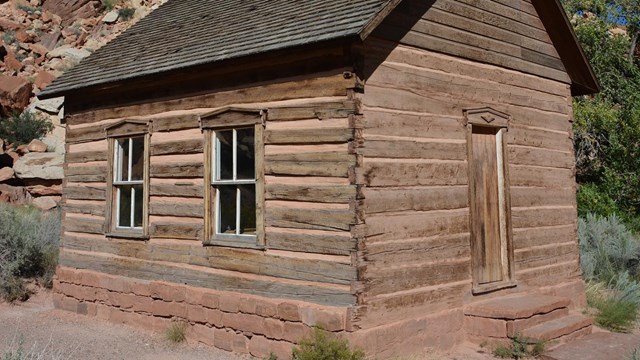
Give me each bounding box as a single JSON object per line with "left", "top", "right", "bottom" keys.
{"left": 0, "top": 289, "right": 496, "bottom": 360}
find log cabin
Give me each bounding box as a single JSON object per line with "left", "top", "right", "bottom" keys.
{"left": 40, "top": 0, "right": 600, "bottom": 358}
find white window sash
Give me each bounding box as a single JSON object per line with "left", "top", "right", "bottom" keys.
{"left": 114, "top": 137, "right": 144, "bottom": 231}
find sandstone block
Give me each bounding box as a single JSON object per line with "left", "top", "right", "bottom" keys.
{"left": 264, "top": 317, "right": 284, "bottom": 340}
{"left": 0, "top": 75, "right": 32, "bottom": 117}
{"left": 0, "top": 167, "right": 14, "bottom": 182}
{"left": 219, "top": 294, "right": 240, "bottom": 313}
{"left": 150, "top": 281, "right": 186, "bottom": 302}
{"left": 282, "top": 322, "right": 311, "bottom": 343}
{"left": 185, "top": 286, "right": 219, "bottom": 308}
{"left": 189, "top": 324, "right": 215, "bottom": 346}
{"left": 26, "top": 184, "right": 62, "bottom": 196}
{"left": 34, "top": 71, "right": 57, "bottom": 90}
{"left": 271, "top": 340, "right": 294, "bottom": 360}
{"left": 186, "top": 304, "right": 207, "bottom": 323}
{"left": 223, "top": 312, "right": 265, "bottom": 335}
{"left": 152, "top": 300, "right": 187, "bottom": 318}
{"left": 255, "top": 301, "right": 278, "bottom": 318}
{"left": 464, "top": 315, "right": 508, "bottom": 338}
{"left": 32, "top": 196, "right": 59, "bottom": 210}
{"left": 4, "top": 52, "right": 23, "bottom": 72}
{"left": 27, "top": 139, "right": 48, "bottom": 152}
{"left": 277, "top": 302, "right": 301, "bottom": 322}
{"left": 248, "top": 334, "right": 271, "bottom": 358}
{"left": 214, "top": 328, "right": 234, "bottom": 352}
{"left": 0, "top": 184, "right": 31, "bottom": 204}
{"left": 13, "top": 152, "right": 64, "bottom": 180}
{"left": 204, "top": 308, "right": 223, "bottom": 327}
{"left": 232, "top": 332, "right": 250, "bottom": 354}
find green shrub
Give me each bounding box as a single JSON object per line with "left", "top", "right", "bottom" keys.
{"left": 165, "top": 321, "right": 186, "bottom": 343}
{"left": 492, "top": 334, "right": 544, "bottom": 359}
{"left": 292, "top": 328, "right": 364, "bottom": 360}
{"left": 587, "top": 281, "right": 638, "bottom": 332}
{"left": 0, "top": 112, "right": 54, "bottom": 147}
{"left": 0, "top": 204, "right": 60, "bottom": 302}
{"left": 118, "top": 7, "right": 135, "bottom": 21}
{"left": 2, "top": 31, "right": 16, "bottom": 45}
{"left": 102, "top": 0, "right": 119, "bottom": 10}
{"left": 578, "top": 214, "right": 640, "bottom": 283}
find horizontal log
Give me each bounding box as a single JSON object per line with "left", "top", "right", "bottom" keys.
{"left": 151, "top": 115, "right": 200, "bottom": 132}
{"left": 363, "top": 110, "right": 465, "bottom": 140}
{"left": 366, "top": 209, "right": 469, "bottom": 242}
{"left": 59, "top": 249, "right": 355, "bottom": 306}
{"left": 515, "top": 242, "right": 578, "bottom": 271}
{"left": 267, "top": 100, "right": 358, "bottom": 121}
{"left": 150, "top": 139, "right": 203, "bottom": 156}
{"left": 64, "top": 216, "right": 104, "bottom": 234}
{"left": 264, "top": 128, "right": 354, "bottom": 144}
{"left": 62, "top": 234, "right": 355, "bottom": 285}
{"left": 510, "top": 187, "right": 576, "bottom": 208}
{"left": 265, "top": 184, "right": 357, "bottom": 203}
{"left": 363, "top": 186, "right": 468, "bottom": 214}
{"left": 149, "top": 183, "right": 204, "bottom": 198}
{"left": 64, "top": 202, "right": 106, "bottom": 217}
{"left": 508, "top": 146, "right": 574, "bottom": 169}
{"left": 509, "top": 165, "right": 574, "bottom": 188}
{"left": 516, "top": 261, "right": 581, "bottom": 287}
{"left": 65, "top": 186, "right": 106, "bottom": 201}
{"left": 67, "top": 150, "right": 108, "bottom": 163}
{"left": 513, "top": 224, "right": 576, "bottom": 250}
{"left": 266, "top": 231, "right": 356, "bottom": 256}
{"left": 362, "top": 161, "right": 467, "bottom": 187}
{"left": 361, "top": 139, "right": 466, "bottom": 160}
{"left": 149, "top": 222, "right": 204, "bottom": 240}
{"left": 506, "top": 126, "right": 572, "bottom": 152}
{"left": 67, "top": 124, "right": 105, "bottom": 143}
{"left": 364, "top": 233, "right": 470, "bottom": 265}
{"left": 149, "top": 202, "right": 203, "bottom": 218}
{"left": 512, "top": 206, "right": 577, "bottom": 229}
{"left": 363, "top": 259, "right": 470, "bottom": 297}
{"left": 266, "top": 207, "right": 355, "bottom": 232}
{"left": 150, "top": 163, "right": 204, "bottom": 178}
{"left": 66, "top": 165, "right": 108, "bottom": 182}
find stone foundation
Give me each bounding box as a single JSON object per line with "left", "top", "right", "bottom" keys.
{"left": 53, "top": 266, "right": 349, "bottom": 359}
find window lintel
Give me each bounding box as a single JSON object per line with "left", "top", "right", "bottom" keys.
{"left": 199, "top": 107, "right": 264, "bottom": 130}
{"left": 105, "top": 119, "right": 151, "bottom": 138}
{"left": 463, "top": 107, "right": 511, "bottom": 129}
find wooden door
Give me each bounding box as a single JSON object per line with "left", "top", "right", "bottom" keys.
{"left": 470, "top": 127, "right": 505, "bottom": 286}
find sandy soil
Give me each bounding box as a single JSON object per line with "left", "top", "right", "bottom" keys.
{"left": 0, "top": 289, "right": 496, "bottom": 360}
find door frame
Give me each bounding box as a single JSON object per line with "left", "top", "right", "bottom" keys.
{"left": 464, "top": 107, "right": 516, "bottom": 295}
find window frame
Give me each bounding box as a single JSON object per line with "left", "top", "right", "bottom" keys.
{"left": 201, "top": 108, "right": 265, "bottom": 248}
{"left": 104, "top": 120, "right": 151, "bottom": 240}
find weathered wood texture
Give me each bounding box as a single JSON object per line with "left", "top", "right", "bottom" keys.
{"left": 61, "top": 71, "right": 361, "bottom": 308}
{"left": 356, "top": 19, "right": 578, "bottom": 328}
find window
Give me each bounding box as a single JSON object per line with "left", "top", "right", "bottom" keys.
{"left": 114, "top": 137, "right": 145, "bottom": 230}
{"left": 104, "top": 120, "right": 150, "bottom": 239}
{"left": 201, "top": 108, "right": 265, "bottom": 248}
{"left": 212, "top": 128, "right": 256, "bottom": 237}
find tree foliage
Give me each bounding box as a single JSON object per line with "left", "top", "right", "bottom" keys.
{"left": 563, "top": 0, "right": 640, "bottom": 230}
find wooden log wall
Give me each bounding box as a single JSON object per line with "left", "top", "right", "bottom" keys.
{"left": 354, "top": 23, "right": 580, "bottom": 328}
{"left": 61, "top": 70, "right": 363, "bottom": 307}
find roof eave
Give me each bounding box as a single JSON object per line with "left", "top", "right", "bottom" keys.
{"left": 358, "top": 0, "right": 403, "bottom": 40}
{"left": 531, "top": 0, "right": 601, "bottom": 96}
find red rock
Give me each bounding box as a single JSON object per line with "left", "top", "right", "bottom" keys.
{"left": 34, "top": 70, "right": 56, "bottom": 89}
{"left": 15, "top": 144, "right": 29, "bottom": 155}
{"left": 0, "top": 18, "right": 21, "bottom": 31}
{"left": 26, "top": 184, "right": 62, "bottom": 196}
{"left": 39, "top": 31, "right": 61, "bottom": 50}
{"left": 6, "top": 150, "right": 20, "bottom": 163}
{"left": 26, "top": 139, "right": 48, "bottom": 152}
{"left": 0, "top": 167, "right": 14, "bottom": 182}
{"left": 14, "top": 30, "right": 35, "bottom": 43}
{"left": 29, "top": 43, "right": 49, "bottom": 56}
{"left": 0, "top": 138, "right": 4, "bottom": 155}
{"left": 4, "top": 52, "right": 23, "bottom": 72}
{"left": 0, "top": 184, "right": 31, "bottom": 204}
{"left": 41, "top": 10, "right": 62, "bottom": 25}
{"left": 42, "top": 0, "right": 102, "bottom": 24}
{"left": 0, "top": 75, "right": 33, "bottom": 117}
{"left": 32, "top": 196, "right": 58, "bottom": 210}
{"left": 34, "top": 55, "right": 46, "bottom": 65}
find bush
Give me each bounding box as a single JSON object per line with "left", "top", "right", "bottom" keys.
{"left": 0, "top": 204, "right": 60, "bottom": 302}
{"left": 492, "top": 334, "right": 545, "bottom": 359}
{"left": 578, "top": 214, "right": 640, "bottom": 282}
{"left": 587, "top": 279, "right": 639, "bottom": 332}
{"left": 292, "top": 328, "right": 364, "bottom": 360}
{"left": 165, "top": 321, "right": 186, "bottom": 343}
{"left": 118, "top": 7, "right": 135, "bottom": 21}
{"left": 0, "top": 112, "right": 54, "bottom": 147}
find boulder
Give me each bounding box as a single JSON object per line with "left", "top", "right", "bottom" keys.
{"left": 34, "top": 96, "right": 63, "bottom": 114}
{"left": 16, "top": 144, "right": 29, "bottom": 155}
{"left": 46, "top": 45, "right": 90, "bottom": 61}
{"left": 0, "top": 18, "right": 21, "bottom": 31}
{"left": 29, "top": 43, "right": 49, "bottom": 56}
{"left": 26, "top": 183, "right": 61, "bottom": 196}
{"left": 34, "top": 70, "right": 56, "bottom": 90}
{"left": 32, "top": 196, "right": 58, "bottom": 210}
{"left": 42, "top": 0, "right": 102, "bottom": 24}
{"left": 40, "top": 30, "right": 61, "bottom": 50}
{"left": 0, "top": 184, "right": 31, "bottom": 205}
{"left": 0, "top": 167, "right": 14, "bottom": 182}
{"left": 13, "top": 152, "right": 64, "bottom": 180}
{"left": 4, "top": 51, "right": 23, "bottom": 72}
{"left": 102, "top": 10, "right": 119, "bottom": 23}
{"left": 0, "top": 138, "right": 4, "bottom": 155}
{"left": 14, "top": 30, "right": 36, "bottom": 43}
{"left": 26, "top": 139, "right": 48, "bottom": 152}
{"left": 0, "top": 75, "right": 32, "bottom": 117}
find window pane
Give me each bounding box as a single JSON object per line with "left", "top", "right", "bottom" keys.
{"left": 215, "top": 131, "right": 233, "bottom": 180}
{"left": 133, "top": 185, "right": 144, "bottom": 228}
{"left": 236, "top": 128, "right": 255, "bottom": 180}
{"left": 130, "top": 137, "right": 145, "bottom": 181}
{"left": 117, "top": 186, "right": 132, "bottom": 227}
{"left": 239, "top": 185, "right": 256, "bottom": 235}
{"left": 217, "top": 186, "right": 236, "bottom": 234}
{"left": 116, "top": 139, "right": 129, "bottom": 181}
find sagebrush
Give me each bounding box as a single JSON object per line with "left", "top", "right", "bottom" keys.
{"left": 492, "top": 334, "right": 544, "bottom": 359}
{"left": 292, "top": 328, "right": 364, "bottom": 360}
{"left": 0, "top": 203, "right": 60, "bottom": 302}
{"left": 165, "top": 321, "right": 187, "bottom": 343}
{"left": 0, "top": 111, "right": 53, "bottom": 147}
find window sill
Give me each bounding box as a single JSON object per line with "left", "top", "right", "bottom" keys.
{"left": 106, "top": 231, "right": 149, "bottom": 241}
{"left": 472, "top": 280, "right": 517, "bottom": 295}
{"left": 204, "top": 236, "right": 264, "bottom": 250}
